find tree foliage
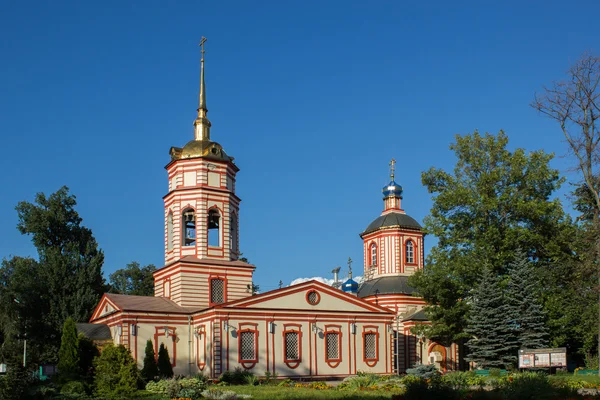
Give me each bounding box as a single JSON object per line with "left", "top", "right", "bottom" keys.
{"left": 157, "top": 343, "right": 173, "bottom": 378}
{"left": 141, "top": 340, "right": 158, "bottom": 382}
{"left": 93, "top": 344, "right": 138, "bottom": 399}
{"left": 109, "top": 262, "right": 156, "bottom": 296}
{"left": 58, "top": 317, "right": 80, "bottom": 380}
{"left": 507, "top": 249, "right": 549, "bottom": 350}
{"left": 465, "top": 267, "right": 518, "bottom": 369}
{"left": 410, "top": 131, "right": 575, "bottom": 346}
{"left": 0, "top": 186, "right": 105, "bottom": 364}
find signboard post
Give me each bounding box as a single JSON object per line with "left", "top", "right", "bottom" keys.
{"left": 518, "top": 348, "right": 567, "bottom": 370}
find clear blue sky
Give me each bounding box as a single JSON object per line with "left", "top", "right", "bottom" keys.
{"left": 0, "top": 1, "right": 597, "bottom": 292}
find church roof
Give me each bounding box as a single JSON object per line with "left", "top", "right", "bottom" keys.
{"left": 76, "top": 323, "right": 112, "bottom": 340}
{"left": 357, "top": 275, "right": 417, "bottom": 298}
{"left": 402, "top": 308, "right": 428, "bottom": 322}
{"left": 361, "top": 211, "right": 422, "bottom": 236}
{"left": 103, "top": 293, "right": 197, "bottom": 314}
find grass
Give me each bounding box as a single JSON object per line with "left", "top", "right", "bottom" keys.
{"left": 228, "top": 385, "right": 396, "bottom": 400}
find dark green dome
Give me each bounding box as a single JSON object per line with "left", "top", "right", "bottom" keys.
{"left": 361, "top": 212, "right": 422, "bottom": 236}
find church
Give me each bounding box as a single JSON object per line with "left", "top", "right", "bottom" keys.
{"left": 88, "top": 40, "right": 459, "bottom": 379}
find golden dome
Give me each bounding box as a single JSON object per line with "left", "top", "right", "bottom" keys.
{"left": 170, "top": 139, "right": 233, "bottom": 162}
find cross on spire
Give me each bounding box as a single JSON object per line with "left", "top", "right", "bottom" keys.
{"left": 347, "top": 257, "right": 353, "bottom": 279}
{"left": 199, "top": 36, "right": 207, "bottom": 62}
{"left": 389, "top": 158, "right": 396, "bottom": 181}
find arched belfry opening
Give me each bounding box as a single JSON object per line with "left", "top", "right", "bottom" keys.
{"left": 208, "top": 209, "right": 220, "bottom": 247}
{"left": 230, "top": 213, "right": 238, "bottom": 256}
{"left": 183, "top": 209, "right": 196, "bottom": 247}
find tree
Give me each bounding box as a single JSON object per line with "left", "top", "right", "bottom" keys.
{"left": 532, "top": 53, "right": 600, "bottom": 369}
{"left": 0, "top": 187, "right": 105, "bottom": 365}
{"left": 506, "top": 249, "right": 549, "bottom": 350}
{"left": 109, "top": 262, "right": 156, "bottom": 296}
{"left": 141, "top": 340, "right": 158, "bottom": 382}
{"left": 58, "top": 317, "right": 80, "bottom": 380}
{"left": 93, "top": 344, "right": 138, "bottom": 399}
{"left": 157, "top": 343, "right": 173, "bottom": 378}
{"left": 15, "top": 186, "right": 105, "bottom": 327}
{"left": 409, "top": 131, "right": 576, "bottom": 347}
{"left": 465, "top": 267, "right": 518, "bottom": 369}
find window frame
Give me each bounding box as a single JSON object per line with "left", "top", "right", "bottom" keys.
{"left": 405, "top": 239, "right": 416, "bottom": 264}
{"left": 324, "top": 325, "right": 342, "bottom": 368}
{"left": 282, "top": 323, "right": 302, "bottom": 368}
{"left": 362, "top": 325, "right": 380, "bottom": 367}
{"left": 370, "top": 242, "right": 377, "bottom": 266}
{"left": 209, "top": 276, "right": 227, "bottom": 306}
{"left": 237, "top": 323, "right": 259, "bottom": 369}
{"left": 182, "top": 208, "right": 196, "bottom": 247}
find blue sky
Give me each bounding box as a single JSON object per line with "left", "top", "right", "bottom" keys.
{"left": 0, "top": 1, "right": 597, "bottom": 292}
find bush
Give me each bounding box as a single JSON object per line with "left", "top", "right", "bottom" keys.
{"left": 441, "top": 371, "right": 485, "bottom": 390}
{"left": 0, "top": 363, "right": 33, "bottom": 400}
{"left": 219, "top": 367, "right": 254, "bottom": 385}
{"left": 157, "top": 343, "right": 174, "bottom": 379}
{"left": 60, "top": 380, "right": 89, "bottom": 397}
{"left": 499, "top": 372, "right": 561, "bottom": 400}
{"left": 406, "top": 363, "right": 440, "bottom": 379}
{"left": 58, "top": 317, "right": 80, "bottom": 380}
{"left": 141, "top": 340, "right": 159, "bottom": 382}
{"left": 93, "top": 344, "right": 138, "bottom": 399}
{"left": 201, "top": 388, "right": 251, "bottom": 399}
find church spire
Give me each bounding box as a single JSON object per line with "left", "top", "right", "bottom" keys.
{"left": 194, "top": 36, "right": 211, "bottom": 141}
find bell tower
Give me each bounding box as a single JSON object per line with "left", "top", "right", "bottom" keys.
{"left": 154, "top": 38, "right": 255, "bottom": 308}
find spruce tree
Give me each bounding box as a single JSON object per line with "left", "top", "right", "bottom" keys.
{"left": 141, "top": 340, "right": 159, "bottom": 382}
{"left": 58, "top": 317, "right": 80, "bottom": 379}
{"left": 465, "top": 267, "right": 519, "bottom": 369}
{"left": 507, "top": 249, "right": 549, "bottom": 349}
{"left": 157, "top": 343, "right": 173, "bottom": 378}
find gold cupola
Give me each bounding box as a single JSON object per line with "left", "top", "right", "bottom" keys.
{"left": 170, "top": 37, "right": 234, "bottom": 163}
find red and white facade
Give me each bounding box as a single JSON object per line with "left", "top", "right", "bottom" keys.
{"left": 89, "top": 53, "right": 459, "bottom": 378}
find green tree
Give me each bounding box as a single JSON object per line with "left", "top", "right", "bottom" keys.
{"left": 109, "top": 262, "right": 156, "bottom": 296}
{"left": 15, "top": 186, "right": 105, "bottom": 327}
{"left": 141, "top": 340, "right": 158, "bottom": 382}
{"left": 465, "top": 267, "right": 518, "bottom": 369}
{"left": 410, "top": 131, "right": 576, "bottom": 347}
{"left": 157, "top": 343, "right": 173, "bottom": 378}
{"left": 93, "top": 344, "right": 138, "bottom": 399}
{"left": 506, "top": 249, "right": 549, "bottom": 350}
{"left": 532, "top": 53, "right": 600, "bottom": 369}
{"left": 58, "top": 317, "right": 80, "bottom": 379}
{"left": 0, "top": 256, "right": 53, "bottom": 363}
{"left": 78, "top": 334, "right": 99, "bottom": 380}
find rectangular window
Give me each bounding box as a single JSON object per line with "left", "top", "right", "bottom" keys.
{"left": 326, "top": 332, "right": 340, "bottom": 360}
{"left": 210, "top": 279, "right": 225, "bottom": 304}
{"left": 240, "top": 331, "right": 256, "bottom": 361}
{"left": 285, "top": 332, "right": 299, "bottom": 361}
{"left": 364, "top": 333, "right": 377, "bottom": 360}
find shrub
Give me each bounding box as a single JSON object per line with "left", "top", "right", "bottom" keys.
{"left": 78, "top": 334, "right": 99, "bottom": 381}
{"left": 219, "top": 367, "right": 254, "bottom": 385}
{"left": 202, "top": 388, "right": 245, "bottom": 399}
{"left": 442, "top": 371, "right": 485, "bottom": 390}
{"left": 60, "top": 380, "right": 89, "bottom": 397}
{"left": 93, "top": 344, "right": 138, "bottom": 399}
{"left": 406, "top": 364, "right": 440, "bottom": 379}
{"left": 141, "top": 340, "right": 159, "bottom": 382}
{"left": 0, "top": 362, "right": 32, "bottom": 400}
{"left": 58, "top": 317, "right": 80, "bottom": 380}
{"left": 157, "top": 343, "right": 174, "bottom": 379}
{"left": 499, "top": 372, "right": 560, "bottom": 400}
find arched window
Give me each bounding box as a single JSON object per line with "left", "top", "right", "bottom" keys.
{"left": 182, "top": 209, "right": 196, "bottom": 247}
{"left": 370, "top": 243, "right": 377, "bottom": 266}
{"left": 167, "top": 212, "right": 174, "bottom": 251}
{"left": 230, "top": 213, "right": 238, "bottom": 255}
{"left": 208, "top": 209, "right": 220, "bottom": 247}
{"left": 405, "top": 240, "right": 415, "bottom": 264}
